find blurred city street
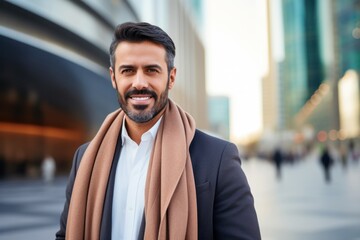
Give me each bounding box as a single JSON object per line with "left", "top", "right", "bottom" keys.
{"left": 1, "top": 1, "right": 360, "bottom": 239}
{"left": 0, "top": 152, "right": 359, "bottom": 240}
{"left": 0, "top": 177, "right": 66, "bottom": 240}
{"left": 243, "top": 152, "right": 360, "bottom": 240}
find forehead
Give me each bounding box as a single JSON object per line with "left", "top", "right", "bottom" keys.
{"left": 114, "top": 41, "right": 167, "bottom": 65}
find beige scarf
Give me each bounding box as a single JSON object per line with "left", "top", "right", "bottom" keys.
{"left": 66, "top": 100, "right": 198, "bottom": 240}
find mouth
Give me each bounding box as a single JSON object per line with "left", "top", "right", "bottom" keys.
{"left": 126, "top": 89, "right": 156, "bottom": 106}
{"left": 128, "top": 94, "right": 153, "bottom": 106}
{"left": 130, "top": 95, "right": 151, "bottom": 101}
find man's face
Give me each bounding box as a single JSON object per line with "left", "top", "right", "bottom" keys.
{"left": 109, "top": 41, "right": 176, "bottom": 123}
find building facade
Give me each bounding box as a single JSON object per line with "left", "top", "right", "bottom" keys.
{"left": 264, "top": 0, "right": 360, "bottom": 146}
{"left": 0, "top": 0, "right": 208, "bottom": 176}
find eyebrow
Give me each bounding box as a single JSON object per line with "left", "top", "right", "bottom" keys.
{"left": 143, "top": 64, "right": 163, "bottom": 71}
{"left": 118, "top": 65, "right": 135, "bottom": 71}
{"left": 118, "top": 64, "right": 163, "bottom": 72}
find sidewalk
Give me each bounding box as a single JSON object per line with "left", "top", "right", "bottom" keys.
{"left": 242, "top": 154, "right": 360, "bottom": 240}
{"left": 0, "top": 177, "right": 67, "bottom": 240}
{"left": 0, "top": 155, "right": 359, "bottom": 240}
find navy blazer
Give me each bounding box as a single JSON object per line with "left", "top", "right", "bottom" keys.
{"left": 56, "top": 129, "right": 261, "bottom": 239}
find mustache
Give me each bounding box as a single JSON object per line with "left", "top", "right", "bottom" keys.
{"left": 125, "top": 89, "right": 157, "bottom": 100}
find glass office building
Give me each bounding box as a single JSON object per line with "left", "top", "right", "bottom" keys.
{"left": 291, "top": 0, "right": 360, "bottom": 140}
{"left": 280, "top": 0, "right": 323, "bottom": 129}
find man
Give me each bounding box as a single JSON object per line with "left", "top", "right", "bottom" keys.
{"left": 56, "top": 22, "right": 260, "bottom": 240}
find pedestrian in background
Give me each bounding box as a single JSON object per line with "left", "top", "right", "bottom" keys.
{"left": 56, "top": 22, "right": 260, "bottom": 240}
{"left": 41, "top": 155, "right": 56, "bottom": 183}
{"left": 320, "top": 146, "right": 334, "bottom": 183}
{"left": 272, "top": 147, "right": 283, "bottom": 180}
{"left": 348, "top": 139, "right": 360, "bottom": 163}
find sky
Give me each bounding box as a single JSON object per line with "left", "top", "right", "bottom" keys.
{"left": 204, "top": 0, "right": 269, "bottom": 143}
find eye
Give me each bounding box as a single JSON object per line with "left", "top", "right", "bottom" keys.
{"left": 146, "top": 68, "right": 159, "bottom": 73}
{"left": 121, "top": 68, "right": 134, "bottom": 74}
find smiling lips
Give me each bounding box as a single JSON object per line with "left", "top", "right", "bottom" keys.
{"left": 129, "top": 95, "right": 153, "bottom": 105}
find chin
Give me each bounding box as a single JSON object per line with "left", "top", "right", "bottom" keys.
{"left": 132, "top": 104, "right": 150, "bottom": 111}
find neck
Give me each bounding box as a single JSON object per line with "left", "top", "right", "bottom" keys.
{"left": 125, "top": 110, "right": 164, "bottom": 145}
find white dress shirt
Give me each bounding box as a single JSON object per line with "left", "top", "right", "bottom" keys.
{"left": 111, "top": 117, "right": 161, "bottom": 240}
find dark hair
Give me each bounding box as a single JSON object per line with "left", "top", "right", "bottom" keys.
{"left": 109, "top": 22, "right": 176, "bottom": 72}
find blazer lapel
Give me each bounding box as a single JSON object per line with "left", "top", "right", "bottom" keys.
{"left": 99, "top": 133, "right": 147, "bottom": 240}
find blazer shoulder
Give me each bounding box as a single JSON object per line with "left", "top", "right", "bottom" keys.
{"left": 78, "top": 142, "right": 90, "bottom": 154}
{"left": 73, "top": 142, "right": 90, "bottom": 169}
{"left": 192, "top": 129, "right": 235, "bottom": 150}
{"left": 190, "top": 129, "right": 240, "bottom": 165}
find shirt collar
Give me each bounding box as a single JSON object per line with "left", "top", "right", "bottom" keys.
{"left": 121, "top": 117, "right": 162, "bottom": 145}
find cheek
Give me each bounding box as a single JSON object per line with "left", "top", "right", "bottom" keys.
{"left": 116, "top": 83, "right": 132, "bottom": 98}
{"left": 112, "top": 77, "right": 126, "bottom": 90}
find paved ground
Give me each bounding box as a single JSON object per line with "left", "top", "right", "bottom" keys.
{"left": 0, "top": 177, "right": 66, "bottom": 240}
{"left": 0, "top": 151, "right": 359, "bottom": 240}
{"left": 242, "top": 151, "right": 360, "bottom": 240}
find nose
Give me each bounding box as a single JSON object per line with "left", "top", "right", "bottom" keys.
{"left": 132, "top": 71, "right": 149, "bottom": 90}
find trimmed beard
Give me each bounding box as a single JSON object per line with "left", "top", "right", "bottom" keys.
{"left": 115, "top": 79, "right": 170, "bottom": 123}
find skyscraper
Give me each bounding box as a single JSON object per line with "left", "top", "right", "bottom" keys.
{"left": 280, "top": 0, "right": 323, "bottom": 128}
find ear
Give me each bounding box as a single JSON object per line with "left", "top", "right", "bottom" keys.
{"left": 168, "top": 67, "right": 176, "bottom": 90}
{"left": 109, "top": 67, "right": 117, "bottom": 89}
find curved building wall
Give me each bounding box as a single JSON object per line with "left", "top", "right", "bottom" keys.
{"left": 0, "top": 0, "right": 208, "bottom": 177}
{"left": 0, "top": 0, "right": 138, "bottom": 175}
